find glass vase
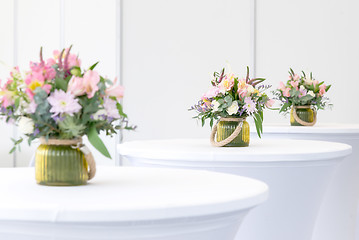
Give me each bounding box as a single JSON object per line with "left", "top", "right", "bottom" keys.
{"left": 290, "top": 107, "right": 315, "bottom": 126}
{"left": 216, "top": 119, "right": 250, "bottom": 147}
{"left": 35, "top": 143, "right": 88, "bottom": 186}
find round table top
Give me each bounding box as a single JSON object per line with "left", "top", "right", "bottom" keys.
{"left": 255, "top": 123, "right": 359, "bottom": 134}
{"left": 118, "top": 138, "right": 352, "bottom": 163}
{"left": 0, "top": 167, "right": 268, "bottom": 223}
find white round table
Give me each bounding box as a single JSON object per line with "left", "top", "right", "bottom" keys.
{"left": 254, "top": 124, "right": 359, "bottom": 240}
{"left": 119, "top": 139, "right": 352, "bottom": 240}
{"left": 0, "top": 166, "right": 268, "bottom": 240}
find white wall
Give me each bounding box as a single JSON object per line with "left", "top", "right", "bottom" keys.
{"left": 0, "top": 0, "right": 358, "bottom": 167}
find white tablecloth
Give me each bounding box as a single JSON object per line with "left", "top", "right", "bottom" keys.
{"left": 0, "top": 166, "right": 268, "bottom": 240}
{"left": 119, "top": 138, "right": 352, "bottom": 240}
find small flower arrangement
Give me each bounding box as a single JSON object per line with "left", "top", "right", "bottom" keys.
{"left": 190, "top": 66, "right": 273, "bottom": 137}
{"left": 0, "top": 46, "right": 134, "bottom": 157}
{"left": 273, "top": 68, "right": 331, "bottom": 113}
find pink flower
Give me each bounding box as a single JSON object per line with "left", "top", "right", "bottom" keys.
{"left": 265, "top": 99, "right": 275, "bottom": 108}
{"left": 53, "top": 49, "right": 81, "bottom": 69}
{"left": 105, "top": 78, "right": 125, "bottom": 99}
{"left": 319, "top": 84, "right": 326, "bottom": 96}
{"left": 279, "top": 82, "right": 286, "bottom": 91}
{"left": 313, "top": 80, "right": 319, "bottom": 87}
{"left": 293, "top": 74, "right": 300, "bottom": 81}
{"left": 243, "top": 97, "right": 256, "bottom": 114}
{"left": 103, "top": 97, "right": 121, "bottom": 119}
{"left": 0, "top": 90, "right": 15, "bottom": 108}
{"left": 218, "top": 74, "right": 234, "bottom": 93}
{"left": 26, "top": 101, "right": 37, "bottom": 114}
{"left": 283, "top": 88, "right": 291, "bottom": 97}
{"left": 290, "top": 81, "right": 299, "bottom": 90}
{"left": 47, "top": 89, "right": 82, "bottom": 117}
{"left": 67, "top": 76, "right": 86, "bottom": 96}
{"left": 82, "top": 70, "right": 100, "bottom": 98}
{"left": 203, "top": 87, "right": 219, "bottom": 99}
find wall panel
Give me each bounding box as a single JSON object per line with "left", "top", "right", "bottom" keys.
{"left": 256, "top": 0, "right": 359, "bottom": 125}
{"left": 0, "top": 0, "right": 15, "bottom": 167}
{"left": 122, "top": 0, "right": 252, "bottom": 142}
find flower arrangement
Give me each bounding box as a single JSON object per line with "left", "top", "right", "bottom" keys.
{"left": 190, "top": 66, "right": 273, "bottom": 137}
{"left": 0, "top": 46, "right": 134, "bottom": 157}
{"left": 273, "top": 68, "right": 331, "bottom": 113}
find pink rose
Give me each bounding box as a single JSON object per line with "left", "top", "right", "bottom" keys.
{"left": 106, "top": 78, "right": 124, "bottom": 99}
{"left": 82, "top": 70, "right": 100, "bottom": 98}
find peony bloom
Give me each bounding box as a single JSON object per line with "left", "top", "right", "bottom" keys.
{"left": 211, "top": 100, "right": 220, "bottom": 112}
{"left": 18, "top": 117, "right": 34, "bottom": 134}
{"left": 47, "top": 90, "right": 82, "bottom": 117}
{"left": 319, "top": 84, "right": 326, "bottom": 96}
{"left": 106, "top": 78, "right": 125, "bottom": 100}
{"left": 226, "top": 101, "right": 239, "bottom": 115}
{"left": 244, "top": 97, "right": 256, "bottom": 114}
{"left": 103, "top": 97, "right": 121, "bottom": 119}
{"left": 82, "top": 70, "right": 100, "bottom": 98}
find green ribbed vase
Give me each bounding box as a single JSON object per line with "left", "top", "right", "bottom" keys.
{"left": 35, "top": 144, "right": 88, "bottom": 186}
{"left": 216, "top": 120, "right": 250, "bottom": 147}
{"left": 290, "top": 107, "right": 314, "bottom": 126}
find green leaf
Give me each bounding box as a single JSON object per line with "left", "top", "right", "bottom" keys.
{"left": 55, "top": 77, "right": 68, "bottom": 91}
{"left": 89, "top": 62, "right": 99, "bottom": 70}
{"left": 116, "top": 103, "right": 128, "bottom": 118}
{"left": 14, "top": 98, "right": 20, "bottom": 109}
{"left": 253, "top": 115, "right": 262, "bottom": 138}
{"left": 87, "top": 125, "right": 111, "bottom": 159}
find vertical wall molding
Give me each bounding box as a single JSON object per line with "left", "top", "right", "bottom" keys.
{"left": 12, "top": 0, "right": 18, "bottom": 167}
{"left": 115, "top": 0, "right": 123, "bottom": 166}
{"left": 60, "top": 0, "right": 65, "bottom": 49}
{"left": 250, "top": 0, "right": 257, "bottom": 78}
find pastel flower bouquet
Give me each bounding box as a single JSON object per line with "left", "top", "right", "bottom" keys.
{"left": 0, "top": 46, "right": 134, "bottom": 185}
{"left": 273, "top": 69, "right": 331, "bottom": 126}
{"left": 190, "top": 66, "right": 273, "bottom": 147}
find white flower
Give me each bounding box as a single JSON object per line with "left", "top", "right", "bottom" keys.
{"left": 226, "top": 101, "right": 239, "bottom": 115}
{"left": 211, "top": 100, "right": 220, "bottom": 112}
{"left": 304, "top": 78, "right": 313, "bottom": 85}
{"left": 18, "top": 117, "right": 34, "bottom": 134}
{"left": 246, "top": 85, "right": 255, "bottom": 96}
{"left": 300, "top": 85, "right": 306, "bottom": 91}
{"left": 308, "top": 90, "right": 315, "bottom": 97}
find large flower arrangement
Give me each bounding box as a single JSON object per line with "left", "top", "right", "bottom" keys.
{"left": 0, "top": 46, "right": 134, "bottom": 157}
{"left": 274, "top": 68, "right": 331, "bottom": 113}
{"left": 190, "top": 67, "right": 273, "bottom": 137}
